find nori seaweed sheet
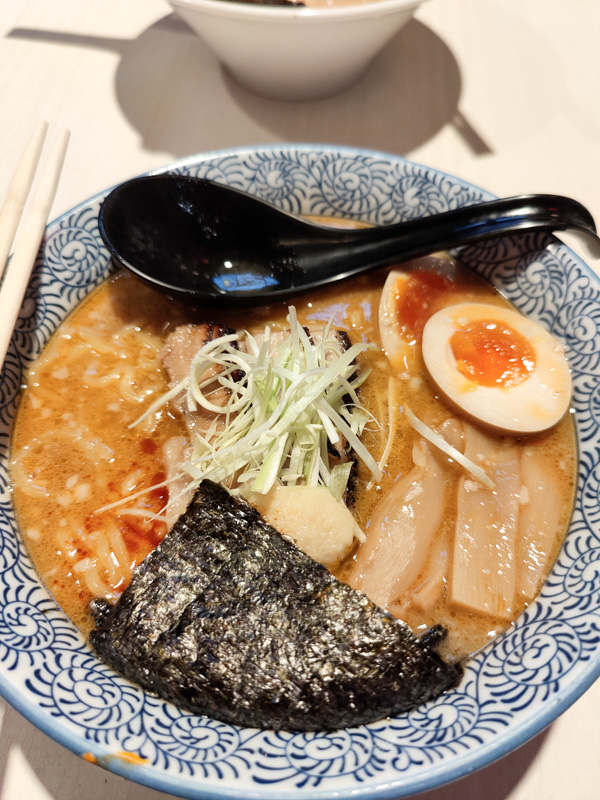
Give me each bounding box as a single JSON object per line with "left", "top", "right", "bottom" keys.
{"left": 90, "top": 480, "right": 461, "bottom": 731}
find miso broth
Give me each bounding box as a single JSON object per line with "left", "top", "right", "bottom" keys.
{"left": 10, "top": 260, "right": 576, "bottom": 660}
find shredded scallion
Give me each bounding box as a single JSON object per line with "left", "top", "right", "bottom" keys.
{"left": 404, "top": 406, "right": 495, "bottom": 490}
{"left": 133, "top": 309, "right": 381, "bottom": 499}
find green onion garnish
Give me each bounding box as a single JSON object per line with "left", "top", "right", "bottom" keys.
{"left": 135, "top": 308, "right": 381, "bottom": 499}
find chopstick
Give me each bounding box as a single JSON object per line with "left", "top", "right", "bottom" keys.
{"left": 0, "top": 123, "right": 70, "bottom": 369}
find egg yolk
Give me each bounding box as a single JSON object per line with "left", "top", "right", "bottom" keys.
{"left": 395, "top": 270, "right": 457, "bottom": 340}
{"left": 450, "top": 319, "right": 536, "bottom": 388}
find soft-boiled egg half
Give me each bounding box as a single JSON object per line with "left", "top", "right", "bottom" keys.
{"left": 379, "top": 255, "right": 468, "bottom": 375}
{"left": 422, "top": 302, "right": 572, "bottom": 435}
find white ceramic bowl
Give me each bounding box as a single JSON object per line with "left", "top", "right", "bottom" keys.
{"left": 168, "top": 0, "right": 422, "bottom": 100}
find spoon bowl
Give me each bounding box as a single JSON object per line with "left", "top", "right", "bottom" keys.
{"left": 98, "top": 174, "right": 600, "bottom": 306}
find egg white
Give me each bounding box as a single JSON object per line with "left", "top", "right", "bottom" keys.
{"left": 378, "top": 254, "right": 458, "bottom": 375}
{"left": 421, "top": 302, "right": 572, "bottom": 435}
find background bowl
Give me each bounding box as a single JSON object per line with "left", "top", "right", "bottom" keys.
{"left": 1, "top": 144, "right": 599, "bottom": 799}
{"left": 167, "top": 0, "right": 422, "bottom": 100}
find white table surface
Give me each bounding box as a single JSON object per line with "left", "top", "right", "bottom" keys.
{"left": 0, "top": 0, "right": 599, "bottom": 797}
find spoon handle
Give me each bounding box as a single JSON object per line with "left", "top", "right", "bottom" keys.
{"left": 314, "top": 194, "right": 600, "bottom": 281}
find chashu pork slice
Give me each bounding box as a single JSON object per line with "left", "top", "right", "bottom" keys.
{"left": 159, "top": 322, "right": 237, "bottom": 523}
{"left": 90, "top": 480, "right": 461, "bottom": 732}
{"left": 160, "top": 322, "right": 236, "bottom": 438}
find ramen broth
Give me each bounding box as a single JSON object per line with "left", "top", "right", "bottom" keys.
{"left": 11, "top": 263, "right": 576, "bottom": 660}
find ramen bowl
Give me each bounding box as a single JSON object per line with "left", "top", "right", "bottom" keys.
{"left": 1, "top": 145, "right": 599, "bottom": 799}
{"left": 168, "top": 0, "right": 422, "bottom": 100}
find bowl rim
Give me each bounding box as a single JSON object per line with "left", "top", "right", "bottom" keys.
{"left": 168, "top": 0, "right": 423, "bottom": 22}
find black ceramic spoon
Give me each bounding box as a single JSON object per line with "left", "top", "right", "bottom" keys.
{"left": 98, "top": 174, "right": 600, "bottom": 306}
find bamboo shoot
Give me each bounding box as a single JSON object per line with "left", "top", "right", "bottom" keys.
{"left": 451, "top": 424, "right": 520, "bottom": 619}
{"left": 516, "top": 447, "right": 563, "bottom": 601}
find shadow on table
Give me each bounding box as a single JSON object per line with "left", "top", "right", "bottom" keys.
{"left": 218, "top": 19, "right": 490, "bottom": 157}
{"left": 7, "top": 13, "right": 490, "bottom": 158}
{"left": 0, "top": 698, "right": 547, "bottom": 800}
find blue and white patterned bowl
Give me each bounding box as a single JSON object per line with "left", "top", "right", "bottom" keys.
{"left": 1, "top": 145, "right": 599, "bottom": 799}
